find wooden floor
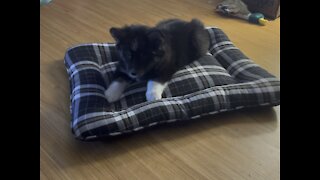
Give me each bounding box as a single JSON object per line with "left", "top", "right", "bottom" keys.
{"left": 40, "top": 0, "right": 280, "bottom": 179}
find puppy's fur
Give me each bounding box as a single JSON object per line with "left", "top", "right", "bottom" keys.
{"left": 105, "top": 19, "right": 210, "bottom": 102}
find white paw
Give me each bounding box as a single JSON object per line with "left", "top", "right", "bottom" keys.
{"left": 105, "top": 88, "right": 122, "bottom": 103}
{"left": 145, "top": 80, "right": 167, "bottom": 102}
{"left": 146, "top": 90, "right": 163, "bottom": 101}
{"left": 104, "top": 80, "right": 128, "bottom": 103}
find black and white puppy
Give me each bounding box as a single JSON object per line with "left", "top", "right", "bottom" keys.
{"left": 105, "top": 19, "right": 210, "bottom": 102}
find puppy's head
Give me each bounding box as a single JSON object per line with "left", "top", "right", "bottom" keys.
{"left": 110, "top": 26, "right": 166, "bottom": 81}
{"left": 110, "top": 25, "right": 149, "bottom": 80}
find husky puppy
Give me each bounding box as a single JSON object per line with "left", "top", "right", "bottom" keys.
{"left": 105, "top": 18, "right": 210, "bottom": 102}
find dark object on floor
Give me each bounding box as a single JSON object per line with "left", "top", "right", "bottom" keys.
{"left": 242, "top": 0, "right": 280, "bottom": 19}
{"left": 216, "top": 0, "right": 268, "bottom": 25}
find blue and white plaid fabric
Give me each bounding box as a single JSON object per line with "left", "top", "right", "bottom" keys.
{"left": 64, "top": 27, "right": 280, "bottom": 141}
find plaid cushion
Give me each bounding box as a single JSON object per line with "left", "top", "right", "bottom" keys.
{"left": 64, "top": 27, "right": 280, "bottom": 141}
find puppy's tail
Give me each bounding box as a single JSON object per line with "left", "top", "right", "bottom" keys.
{"left": 189, "top": 19, "right": 210, "bottom": 59}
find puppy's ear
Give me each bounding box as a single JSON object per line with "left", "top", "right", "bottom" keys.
{"left": 110, "top": 27, "right": 124, "bottom": 42}
{"left": 147, "top": 29, "right": 165, "bottom": 56}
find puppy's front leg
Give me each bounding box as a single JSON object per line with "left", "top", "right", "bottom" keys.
{"left": 105, "top": 78, "right": 129, "bottom": 103}
{"left": 146, "top": 80, "right": 167, "bottom": 101}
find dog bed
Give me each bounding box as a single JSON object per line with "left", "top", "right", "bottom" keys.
{"left": 64, "top": 27, "right": 280, "bottom": 141}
